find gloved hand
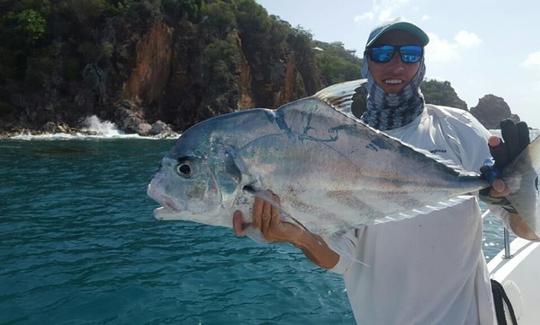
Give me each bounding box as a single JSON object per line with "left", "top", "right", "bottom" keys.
{"left": 489, "top": 119, "right": 530, "bottom": 170}
{"left": 479, "top": 119, "right": 530, "bottom": 212}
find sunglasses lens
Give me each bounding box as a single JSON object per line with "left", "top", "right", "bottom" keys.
{"left": 400, "top": 45, "right": 423, "bottom": 63}
{"left": 370, "top": 45, "right": 395, "bottom": 63}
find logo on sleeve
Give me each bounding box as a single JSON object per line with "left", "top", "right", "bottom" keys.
{"left": 429, "top": 149, "right": 447, "bottom": 154}
{"left": 535, "top": 176, "right": 539, "bottom": 194}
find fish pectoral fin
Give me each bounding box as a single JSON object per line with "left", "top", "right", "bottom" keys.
{"left": 246, "top": 189, "right": 310, "bottom": 232}
{"left": 244, "top": 226, "right": 270, "bottom": 244}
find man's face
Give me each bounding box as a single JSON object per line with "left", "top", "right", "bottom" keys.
{"left": 367, "top": 30, "right": 422, "bottom": 93}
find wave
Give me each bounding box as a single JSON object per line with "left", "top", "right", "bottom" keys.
{"left": 8, "top": 115, "right": 179, "bottom": 140}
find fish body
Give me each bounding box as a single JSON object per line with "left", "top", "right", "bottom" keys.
{"left": 147, "top": 80, "right": 540, "bottom": 237}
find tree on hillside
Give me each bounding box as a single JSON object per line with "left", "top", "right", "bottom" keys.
{"left": 421, "top": 79, "right": 467, "bottom": 110}
{"left": 314, "top": 41, "right": 362, "bottom": 86}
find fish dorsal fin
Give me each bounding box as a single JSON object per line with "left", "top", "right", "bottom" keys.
{"left": 313, "top": 79, "right": 367, "bottom": 120}
{"left": 310, "top": 79, "right": 478, "bottom": 178}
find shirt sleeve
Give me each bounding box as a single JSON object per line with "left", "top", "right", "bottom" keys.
{"left": 441, "top": 109, "right": 493, "bottom": 172}
{"left": 441, "top": 110, "right": 515, "bottom": 222}
{"left": 322, "top": 227, "right": 364, "bottom": 274}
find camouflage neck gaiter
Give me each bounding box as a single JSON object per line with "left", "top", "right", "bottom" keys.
{"left": 360, "top": 57, "right": 426, "bottom": 131}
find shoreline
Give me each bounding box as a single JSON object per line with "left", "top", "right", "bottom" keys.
{"left": 0, "top": 128, "right": 180, "bottom": 140}
{"left": 0, "top": 117, "right": 180, "bottom": 140}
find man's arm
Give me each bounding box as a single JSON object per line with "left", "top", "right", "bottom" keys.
{"left": 232, "top": 192, "right": 339, "bottom": 269}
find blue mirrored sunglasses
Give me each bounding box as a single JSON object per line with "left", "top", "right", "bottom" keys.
{"left": 366, "top": 44, "right": 423, "bottom": 64}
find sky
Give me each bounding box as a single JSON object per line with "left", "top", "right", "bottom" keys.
{"left": 255, "top": 0, "right": 540, "bottom": 128}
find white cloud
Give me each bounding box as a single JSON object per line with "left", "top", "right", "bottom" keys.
{"left": 421, "top": 14, "right": 431, "bottom": 21}
{"left": 354, "top": 12, "right": 375, "bottom": 22}
{"left": 522, "top": 51, "right": 540, "bottom": 69}
{"left": 454, "top": 30, "right": 481, "bottom": 48}
{"left": 523, "top": 52, "right": 540, "bottom": 93}
{"left": 378, "top": 9, "right": 394, "bottom": 22}
{"left": 425, "top": 33, "right": 460, "bottom": 64}
{"left": 353, "top": 0, "right": 410, "bottom": 23}
{"left": 425, "top": 31, "right": 482, "bottom": 65}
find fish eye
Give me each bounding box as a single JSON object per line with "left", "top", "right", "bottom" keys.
{"left": 176, "top": 161, "right": 193, "bottom": 178}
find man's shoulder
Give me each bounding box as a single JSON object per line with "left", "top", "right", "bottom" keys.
{"left": 425, "top": 103, "right": 474, "bottom": 120}
{"left": 424, "top": 104, "right": 485, "bottom": 130}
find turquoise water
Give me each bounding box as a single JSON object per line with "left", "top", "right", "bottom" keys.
{"left": 0, "top": 139, "right": 510, "bottom": 324}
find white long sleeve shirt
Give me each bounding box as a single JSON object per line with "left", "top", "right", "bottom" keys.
{"left": 325, "top": 104, "right": 498, "bottom": 325}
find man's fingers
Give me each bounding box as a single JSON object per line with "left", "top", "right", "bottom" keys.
{"left": 501, "top": 119, "right": 520, "bottom": 159}
{"left": 233, "top": 210, "right": 246, "bottom": 236}
{"left": 261, "top": 196, "right": 272, "bottom": 233}
{"left": 488, "top": 136, "right": 501, "bottom": 147}
{"left": 252, "top": 196, "right": 264, "bottom": 229}
{"left": 490, "top": 179, "right": 510, "bottom": 197}
{"left": 517, "top": 121, "right": 530, "bottom": 152}
{"left": 488, "top": 136, "right": 510, "bottom": 168}
{"left": 269, "top": 193, "right": 281, "bottom": 227}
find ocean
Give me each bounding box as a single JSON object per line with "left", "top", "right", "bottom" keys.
{"left": 0, "top": 129, "right": 535, "bottom": 324}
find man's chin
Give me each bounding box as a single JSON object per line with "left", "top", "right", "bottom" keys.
{"left": 381, "top": 85, "right": 405, "bottom": 93}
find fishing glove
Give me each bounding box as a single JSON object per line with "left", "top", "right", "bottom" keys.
{"left": 479, "top": 119, "right": 530, "bottom": 213}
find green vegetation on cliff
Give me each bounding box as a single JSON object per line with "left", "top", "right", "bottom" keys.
{"left": 0, "top": 0, "right": 335, "bottom": 131}
{"left": 421, "top": 79, "right": 467, "bottom": 110}
{"left": 0, "top": 0, "right": 514, "bottom": 133}
{"left": 314, "top": 41, "right": 362, "bottom": 86}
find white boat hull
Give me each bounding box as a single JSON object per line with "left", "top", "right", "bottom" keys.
{"left": 488, "top": 238, "right": 540, "bottom": 324}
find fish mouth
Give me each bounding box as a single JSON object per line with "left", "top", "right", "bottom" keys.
{"left": 147, "top": 182, "right": 183, "bottom": 220}
{"left": 153, "top": 206, "right": 183, "bottom": 220}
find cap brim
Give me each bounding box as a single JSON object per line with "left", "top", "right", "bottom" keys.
{"left": 366, "top": 22, "right": 429, "bottom": 47}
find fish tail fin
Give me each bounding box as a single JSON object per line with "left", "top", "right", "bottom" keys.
{"left": 503, "top": 135, "right": 540, "bottom": 235}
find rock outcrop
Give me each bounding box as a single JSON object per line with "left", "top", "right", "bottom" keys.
{"left": 421, "top": 80, "right": 468, "bottom": 110}
{"left": 122, "top": 21, "right": 173, "bottom": 106}
{"left": 470, "top": 95, "right": 520, "bottom": 129}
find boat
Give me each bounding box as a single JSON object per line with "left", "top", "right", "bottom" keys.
{"left": 488, "top": 231, "right": 540, "bottom": 324}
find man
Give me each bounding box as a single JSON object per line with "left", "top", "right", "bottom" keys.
{"left": 233, "top": 20, "right": 535, "bottom": 324}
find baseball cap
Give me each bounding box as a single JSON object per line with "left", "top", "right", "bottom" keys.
{"left": 366, "top": 19, "right": 429, "bottom": 48}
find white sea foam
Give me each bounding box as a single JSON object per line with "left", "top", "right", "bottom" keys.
{"left": 81, "top": 115, "right": 123, "bottom": 137}
{"left": 8, "top": 115, "right": 179, "bottom": 140}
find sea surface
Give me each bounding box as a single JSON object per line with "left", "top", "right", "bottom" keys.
{"left": 0, "top": 137, "right": 529, "bottom": 324}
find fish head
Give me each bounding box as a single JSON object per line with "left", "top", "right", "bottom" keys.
{"left": 147, "top": 127, "right": 245, "bottom": 226}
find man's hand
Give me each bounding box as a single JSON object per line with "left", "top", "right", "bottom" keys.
{"left": 232, "top": 190, "right": 340, "bottom": 269}
{"left": 233, "top": 191, "right": 302, "bottom": 243}
{"left": 480, "top": 120, "right": 530, "bottom": 211}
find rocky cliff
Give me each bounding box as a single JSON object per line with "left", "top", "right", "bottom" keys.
{"left": 0, "top": 0, "right": 327, "bottom": 134}
{"left": 0, "top": 0, "right": 521, "bottom": 134}
{"left": 470, "top": 95, "right": 520, "bottom": 129}
{"left": 421, "top": 79, "right": 468, "bottom": 110}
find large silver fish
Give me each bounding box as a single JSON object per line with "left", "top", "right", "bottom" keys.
{"left": 147, "top": 80, "right": 540, "bottom": 238}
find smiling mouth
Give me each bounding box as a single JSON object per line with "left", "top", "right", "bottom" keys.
{"left": 384, "top": 79, "right": 403, "bottom": 85}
